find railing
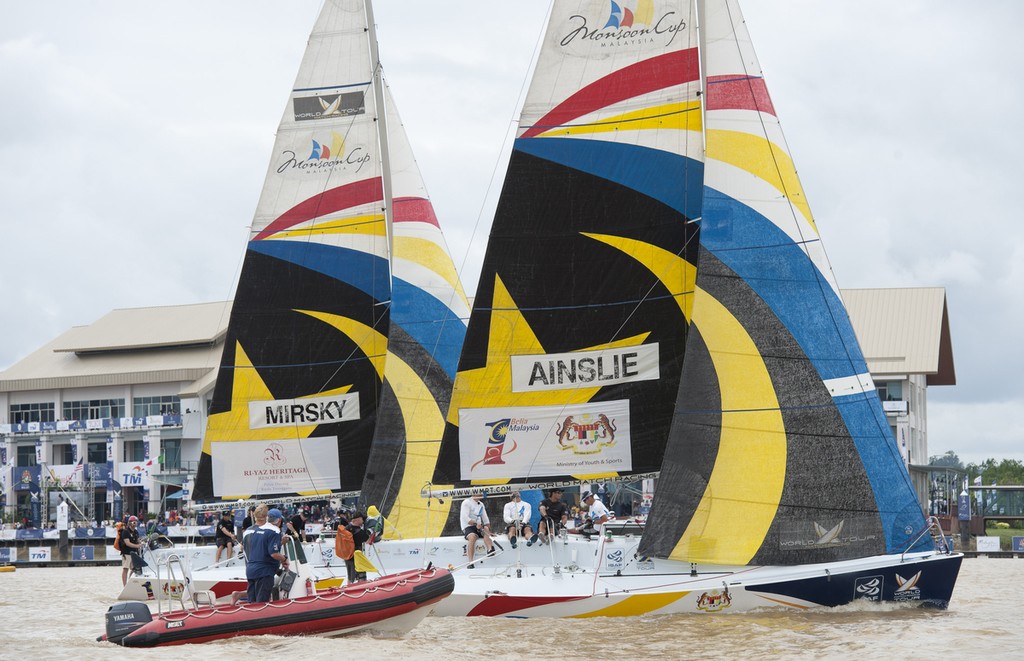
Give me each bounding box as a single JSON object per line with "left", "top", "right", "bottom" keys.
{"left": 901, "top": 516, "right": 952, "bottom": 561}
{"left": 1, "top": 414, "right": 183, "bottom": 435}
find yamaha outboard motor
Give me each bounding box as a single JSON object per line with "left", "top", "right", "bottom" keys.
{"left": 100, "top": 601, "right": 152, "bottom": 645}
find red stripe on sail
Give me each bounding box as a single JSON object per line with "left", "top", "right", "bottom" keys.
{"left": 253, "top": 178, "right": 384, "bottom": 241}
{"left": 521, "top": 48, "right": 700, "bottom": 139}
{"left": 392, "top": 197, "right": 439, "bottom": 228}
{"left": 705, "top": 75, "right": 776, "bottom": 116}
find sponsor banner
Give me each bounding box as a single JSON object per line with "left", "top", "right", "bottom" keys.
{"left": 423, "top": 472, "right": 660, "bottom": 500}
{"left": 211, "top": 437, "right": 341, "bottom": 496}
{"left": 29, "top": 546, "right": 50, "bottom": 562}
{"left": 249, "top": 393, "right": 359, "bottom": 430}
{"left": 73, "top": 527, "right": 107, "bottom": 539}
{"left": 105, "top": 545, "right": 121, "bottom": 561}
{"left": 47, "top": 464, "right": 78, "bottom": 487}
{"left": 74, "top": 546, "right": 95, "bottom": 561}
{"left": 293, "top": 90, "right": 365, "bottom": 121}
{"left": 511, "top": 344, "right": 659, "bottom": 393}
{"left": 458, "top": 400, "right": 631, "bottom": 480}
{"left": 1012, "top": 536, "right": 1024, "bottom": 553}
{"left": 976, "top": 536, "right": 1001, "bottom": 552}
{"left": 0, "top": 547, "right": 14, "bottom": 562}
{"left": 117, "top": 462, "right": 152, "bottom": 487}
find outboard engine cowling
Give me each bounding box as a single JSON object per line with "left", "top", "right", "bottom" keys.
{"left": 102, "top": 601, "right": 152, "bottom": 645}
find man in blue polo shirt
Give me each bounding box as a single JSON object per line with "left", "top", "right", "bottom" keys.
{"left": 245, "top": 508, "right": 289, "bottom": 603}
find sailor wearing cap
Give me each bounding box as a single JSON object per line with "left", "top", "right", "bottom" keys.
{"left": 246, "top": 508, "right": 289, "bottom": 603}
{"left": 580, "top": 490, "right": 612, "bottom": 534}
{"left": 119, "top": 515, "right": 143, "bottom": 586}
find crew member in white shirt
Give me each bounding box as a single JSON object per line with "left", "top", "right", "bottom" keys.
{"left": 502, "top": 490, "right": 534, "bottom": 548}
{"left": 460, "top": 489, "right": 495, "bottom": 567}
{"left": 581, "top": 490, "right": 612, "bottom": 534}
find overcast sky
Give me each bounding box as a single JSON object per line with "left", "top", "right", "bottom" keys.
{"left": 1, "top": 2, "right": 1021, "bottom": 465}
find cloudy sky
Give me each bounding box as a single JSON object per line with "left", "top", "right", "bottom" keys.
{"left": 1, "top": 2, "right": 1021, "bottom": 465}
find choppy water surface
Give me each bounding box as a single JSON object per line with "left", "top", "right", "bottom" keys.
{"left": 1, "top": 558, "right": 1018, "bottom": 660}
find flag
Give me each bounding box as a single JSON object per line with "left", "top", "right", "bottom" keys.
{"left": 71, "top": 458, "right": 84, "bottom": 477}
{"left": 973, "top": 475, "right": 982, "bottom": 486}
{"left": 353, "top": 550, "right": 378, "bottom": 574}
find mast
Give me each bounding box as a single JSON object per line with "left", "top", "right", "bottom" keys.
{"left": 365, "top": 0, "right": 394, "bottom": 271}
{"left": 696, "top": 0, "right": 708, "bottom": 153}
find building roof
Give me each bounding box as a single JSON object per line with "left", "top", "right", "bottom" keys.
{"left": 0, "top": 301, "right": 231, "bottom": 393}
{"left": 842, "top": 287, "right": 956, "bottom": 386}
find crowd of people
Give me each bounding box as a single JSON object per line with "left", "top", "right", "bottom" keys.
{"left": 109, "top": 486, "right": 621, "bottom": 600}
{"left": 461, "top": 486, "right": 618, "bottom": 565}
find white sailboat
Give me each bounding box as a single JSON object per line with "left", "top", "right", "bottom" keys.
{"left": 119, "top": 0, "right": 469, "bottom": 605}
{"left": 362, "top": 0, "right": 961, "bottom": 617}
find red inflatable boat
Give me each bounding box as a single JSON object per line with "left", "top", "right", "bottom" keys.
{"left": 100, "top": 567, "right": 453, "bottom": 647}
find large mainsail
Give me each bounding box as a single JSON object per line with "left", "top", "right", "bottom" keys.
{"left": 359, "top": 84, "right": 470, "bottom": 537}
{"left": 194, "top": 0, "right": 409, "bottom": 501}
{"left": 432, "top": 1, "right": 703, "bottom": 491}
{"left": 639, "top": 0, "right": 930, "bottom": 565}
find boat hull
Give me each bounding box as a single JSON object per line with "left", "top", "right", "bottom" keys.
{"left": 105, "top": 567, "right": 453, "bottom": 646}
{"left": 366, "top": 535, "right": 962, "bottom": 617}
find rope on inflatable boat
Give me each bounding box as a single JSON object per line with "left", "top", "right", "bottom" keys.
{"left": 158, "top": 568, "right": 442, "bottom": 622}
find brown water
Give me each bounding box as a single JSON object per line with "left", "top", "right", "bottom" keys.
{"left": 1, "top": 558, "right": 1018, "bottom": 659}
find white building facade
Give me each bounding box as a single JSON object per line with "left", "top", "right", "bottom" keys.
{"left": 0, "top": 302, "right": 228, "bottom": 525}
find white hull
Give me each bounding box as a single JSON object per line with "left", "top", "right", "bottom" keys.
{"left": 365, "top": 534, "right": 962, "bottom": 617}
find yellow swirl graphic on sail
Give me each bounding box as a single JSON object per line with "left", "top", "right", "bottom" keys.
{"left": 590, "top": 234, "right": 784, "bottom": 563}
{"left": 535, "top": 101, "right": 703, "bottom": 138}
{"left": 393, "top": 235, "right": 468, "bottom": 299}
{"left": 269, "top": 212, "right": 386, "bottom": 240}
{"left": 374, "top": 348, "right": 451, "bottom": 539}
{"left": 706, "top": 129, "right": 815, "bottom": 232}
{"left": 580, "top": 233, "right": 695, "bottom": 321}
{"left": 669, "top": 287, "right": 786, "bottom": 565}
{"left": 297, "top": 309, "right": 388, "bottom": 381}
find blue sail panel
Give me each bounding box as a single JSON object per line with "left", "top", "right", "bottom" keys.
{"left": 514, "top": 137, "right": 704, "bottom": 220}
{"left": 701, "top": 187, "right": 867, "bottom": 382}
{"left": 391, "top": 277, "right": 467, "bottom": 379}
{"left": 249, "top": 240, "right": 390, "bottom": 303}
